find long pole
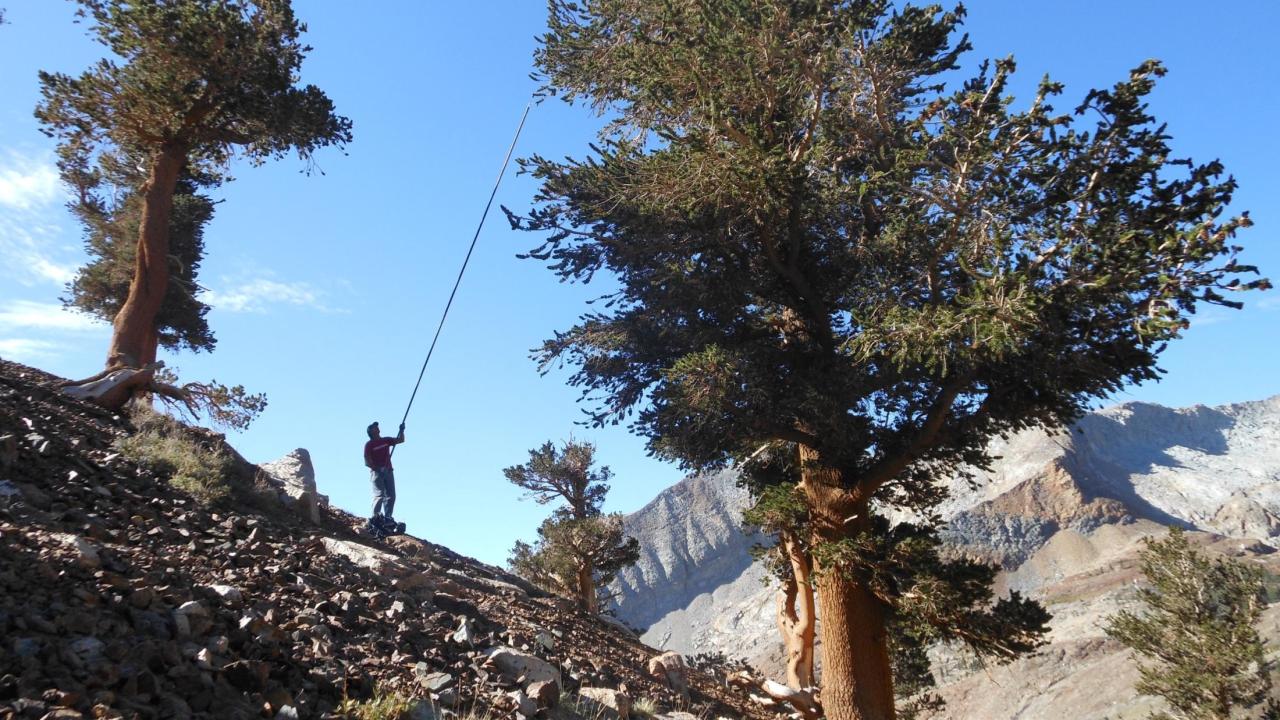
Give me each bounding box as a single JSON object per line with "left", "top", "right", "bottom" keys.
{"left": 396, "top": 101, "right": 533, "bottom": 439}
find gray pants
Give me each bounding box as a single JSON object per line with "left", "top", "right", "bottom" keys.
{"left": 370, "top": 466, "right": 396, "bottom": 519}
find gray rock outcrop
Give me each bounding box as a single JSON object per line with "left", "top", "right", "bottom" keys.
{"left": 258, "top": 448, "right": 327, "bottom": 524}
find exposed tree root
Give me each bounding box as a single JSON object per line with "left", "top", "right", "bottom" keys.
{"left": 58, "top": 362, "right": 265, "bottom": 429}
{"left": 59, "top": 364, "right": 157, "bottom": 411}
{"left": 729, "top": 670, "right": 823, "bottom": 719}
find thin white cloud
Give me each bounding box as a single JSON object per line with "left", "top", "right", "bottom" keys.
{"left": 0, "top": 338, "right": 62, "bottom": 363}
{"left": 1257, "top": 294, "right": 1280, "bottom": 311}
{"left": 0, "top": 152, "right": 62, "bottom": 210}
{"left": 202, "top": 277, "right": 329, "bottom": 313}
{"left": 0, "top": 300, "right": 106, "bottom": 332}
{"left": 0, "top": 152, "right": 80, "bottom": 288}
{"left": 0, "top": 216, "right": 79, "bottom": 286}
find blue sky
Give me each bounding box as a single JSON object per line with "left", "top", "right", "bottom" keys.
{"left": 0, "top": 1, "right": 1276, "bottom": 567}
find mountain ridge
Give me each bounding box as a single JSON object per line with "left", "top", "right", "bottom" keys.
{"left": 609, "top": 394, "right": 1280, "bottom": 719}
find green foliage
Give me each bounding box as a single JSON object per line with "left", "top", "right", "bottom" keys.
{"left": 1105, "top": 529, "right": 1276, "bottom": 720}
{"left": 152, "top": 366, "right": 268, "bottom": 431}
{"left": 505, "top": 438, "right": 640, "bottom": 609}
{"left": 36, "top": 0, "right": 350, "bottom": 371}
{"left": 37, "top": 0, "right": 353, "bottom": 180}
{"left": 743, "top": 480, "right": 811, "bottom": 581}
{"left": 508, "top": 512, "right": 640, "bottom": 603}
{"left": 814, "top": 517, "right": 1049, "bottom": 659}
{"left": 631, "top": 696, "right": 659, "bottom": 718}
{"left": 515, "top": 0, "right": 1266, "bottom": 499}
{"left": 891, "top": 621, "right": 945, "bottom": 720}
{"left": 504, "top": 438, "right": 611, "bottom": 518}
{"left": 741, "top": 450, "right": 1048, "bottom": 706}
{"left": 517, "top": 4, "right": 1261, "bottom": 708}
{"left": 117, "top": 408, "right": 236, "bottom": 505}
{"left": 63, "top": 158, "right": 217, "bottom": 354}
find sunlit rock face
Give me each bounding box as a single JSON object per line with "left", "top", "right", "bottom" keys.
{"left": 611, "top": 395, "right": 1280, "bottom": 719}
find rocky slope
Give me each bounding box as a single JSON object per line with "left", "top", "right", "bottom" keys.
{"left": 0, "top": 359, "right": 774, "bottom": 720}
{"left": 609, "top": 395, "right": 1280, "bottom": 719}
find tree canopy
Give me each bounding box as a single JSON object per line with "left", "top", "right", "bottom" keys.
{"left": 37, "top": 0, "right": 352, "bottom": 182}
{"left": 515, "top": 1, "right": 1266, "bottom": 717}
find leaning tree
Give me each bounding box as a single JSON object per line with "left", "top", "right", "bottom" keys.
{"left": 61, "top": 150, "right": 219, "bottom": 358}
{"left": 36, "top": 0, "right": 351, "bottom": 403}
{"left": 512, "top": 1, "right": 1267, "bottom": 718}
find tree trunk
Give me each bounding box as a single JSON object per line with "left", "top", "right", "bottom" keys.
{"left": 107, "top": 144, "right": 185, "bottom": 370}
{"left": 797, "top": 444, "right": 896, "bottom": 720}
{"left": 577, "top": 562, "right": 598, "bottom": 615}
{"left": 777, "top": 530, "right": 817, "bottom": 690}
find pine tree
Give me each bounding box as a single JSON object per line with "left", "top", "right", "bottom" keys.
{"left": 36, "top": 0, "right": 351, "bottom": 385}
{"left": 513, "top": 2, "right": 1267, "bottom": 717}
{"left": 743, "top": 480, "right": 817, "bottom": 691}
{"left": 1106, "top": 529, "right": 1277, "bottom": 720}
{"left": 505, "top": 440, "right": 640, "bottom": 614}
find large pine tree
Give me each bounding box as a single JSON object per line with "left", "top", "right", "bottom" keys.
{"left": 513, "top": 2, "right": 1267, "bottom": 717}
{"left": 37, "top": 0, "right": 351, "bottom": 382}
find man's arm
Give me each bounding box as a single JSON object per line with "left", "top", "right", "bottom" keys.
{"left": 394, "top": 423, "right": 406, "bottom": 445}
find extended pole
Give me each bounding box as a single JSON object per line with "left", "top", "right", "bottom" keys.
{"left": 396, "top": 101, "right": 533, "bottom": 438}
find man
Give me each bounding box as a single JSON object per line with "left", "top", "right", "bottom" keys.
{"left": 364, "top": 421, "right": 405, "bottom": 535}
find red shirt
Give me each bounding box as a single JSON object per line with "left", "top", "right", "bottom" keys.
{"left": 364, "top": 437, "right": 399, "bottom": 469}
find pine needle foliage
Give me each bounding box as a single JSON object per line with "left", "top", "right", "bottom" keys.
{"left": 1106, "top": 529, "right": 1278, "bottom": 720}
{"left": 508, "top": 512, "right": 639, "bottom": 604}
{"left": 514, "top": 0, "right": 1267, "bottom": 714}
{"left": 505, "top": 439, "right": 640, "bottom": 612}
{"left": 37, "top": 0, "right": 353, "bottom": 181}
{"left": 36, "top": 0, "right": 351, "bottom": 371}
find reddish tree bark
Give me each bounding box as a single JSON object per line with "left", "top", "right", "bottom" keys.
{"left": 798, "top": 444, "right": 897, "bottom": 720}
{"left": 106, "top": 144, "right": 185, "bottom": 370}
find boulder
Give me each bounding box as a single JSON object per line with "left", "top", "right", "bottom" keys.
{"left": 526, "top": 679, "right": 560, "bottom": 709}
{"left": 202, "top": 584, "right": 244, "bottom": 607}
{"left": 258, "top": 449, "right": 325, "bottom": 524}
{"left": 647, "top": 652, "right": 689, "bottom": 700}
{"left": 578, "top": 687, "right": 630, "bottom": 719}
{"left": 486, "top": 647, "right": 562, "bottom": 688}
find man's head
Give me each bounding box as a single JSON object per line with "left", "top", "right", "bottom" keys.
{"left": 367, "top": 422, "right": 380, "bottom": 439}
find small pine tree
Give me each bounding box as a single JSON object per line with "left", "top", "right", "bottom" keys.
{"left": 1106, "top": 528, "right": 1276, "bottom": 720}
{"left": 509, "top": 512, "right": 639, "bottom": 613}
{"left": 505, "top": 439, "right": 640, "bottom": 614}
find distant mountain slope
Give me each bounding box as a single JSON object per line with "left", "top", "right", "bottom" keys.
{"left": 609, "top": 395, "right": 1280, "bottom": 719}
